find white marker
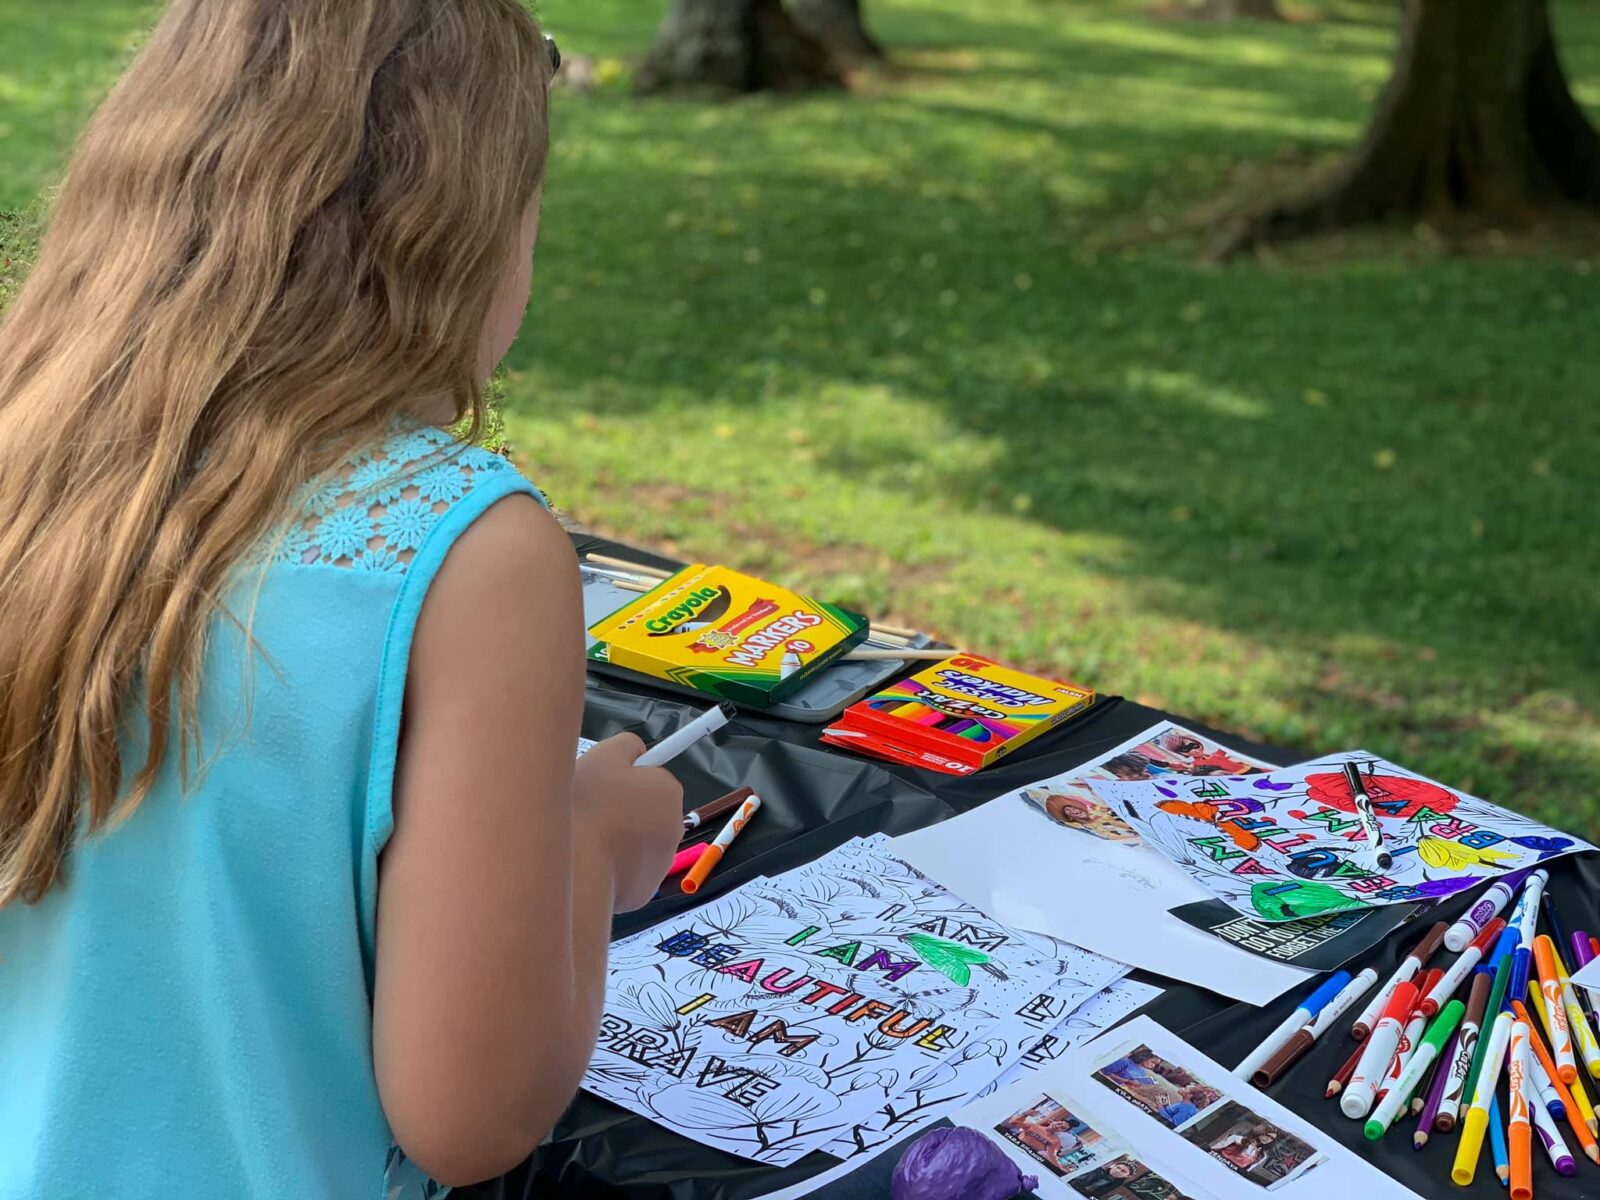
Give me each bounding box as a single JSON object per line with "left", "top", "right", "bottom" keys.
{"left": 1235, "top": 971, "right": 1352, "bottom": 1082}
{"left": 1445, "top": 868, "right": 1532, "bottom": 953}
{"left": 1310, "top": 968, "right": 1380, "bottom": 1039}
{"left": 1518, "top": 871, "right": 1550, "bottom": 953}
{"left": 1423, "top": 919, "right": 1502, "bottom": 1015}
{"left": 634, "top": 703, "right": 735, "bottom": 768}
{"left": 1352, "top": 922, "right": 1448, "bottom": 1039}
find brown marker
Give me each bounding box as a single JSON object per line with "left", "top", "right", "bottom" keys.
{"left": 1252, "top": 1027, "right": 1315, "bottom": 1089}
{"left": 1351, "top": 921, "right": 1449, "bottom": 1039}
{"left": 681, "top": 786, "right": 754, "bottom": 838}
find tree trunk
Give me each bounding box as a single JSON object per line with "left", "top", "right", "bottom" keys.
{"left": 787, "top": 0, "right": 885, "bottom": 67}
{"left": 636, "top": 0, "right": 843, "bottom": 96}
{"left": 1198, "top": 0, "right": 1283, "bottom": 19}
{"left": 1215, "top": 0, "right": 1600, "bottom": 255}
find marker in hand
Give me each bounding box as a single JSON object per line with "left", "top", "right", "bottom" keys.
{"left": 635, "top": 702, "right": 735, "bottom": 768}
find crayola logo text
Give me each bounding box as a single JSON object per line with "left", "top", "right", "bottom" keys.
{"left": 646, "top": 588, "right": 721, "bottom": 634}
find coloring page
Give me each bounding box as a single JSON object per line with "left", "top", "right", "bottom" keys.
{"left": 586, "top": 847, "right": 1069, "bottom": 1165}
{"left": 983, "top": 979, "right": 1165, "bottom": 1095}
{"left": 754, "top": 839, "right": 1129, "bottom": 1162}
{"left": 1088, "top": 752, "right": 1592, "bottom": 922}
{"left": 894, "top": 727, "right": 1317, "bottom": 1003}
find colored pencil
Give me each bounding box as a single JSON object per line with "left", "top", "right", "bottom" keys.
{"left": 1327, "top": 1040, "right": 1363, "bottom": 1099}
{"left": 1415, "top": 1026, "right": 1459, "bottom": 1148}
{"left": 1489, "top": 1093, "right": 1510, "bottom": 1187}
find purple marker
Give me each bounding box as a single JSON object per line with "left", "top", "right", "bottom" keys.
{"left": 1571, "top": 931, "right": 1595, "bottom": 972}
{"left": 1531, "top": 1092, "right": 1577, "bottom": 1176}
{"left": 1444, "top": 867, "right": 1533, "bottom": 953}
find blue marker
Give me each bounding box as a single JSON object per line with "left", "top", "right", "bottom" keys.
{"left": 1507, "top": 947, "right": 1534, "bottom": 1015}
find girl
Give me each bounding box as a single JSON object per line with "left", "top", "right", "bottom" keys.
{"left": 0, "top": 3, "right": 684, "bottom": 1198}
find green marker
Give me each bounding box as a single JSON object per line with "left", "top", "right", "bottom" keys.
{"left": 1463, "top": 954, "right": 1513, "bottom": 1108}
{"left": 1365, "top": 1000, "right": 1466, "bottom": 1139}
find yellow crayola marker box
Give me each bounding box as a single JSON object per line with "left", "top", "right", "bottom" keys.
{"left": 821, "top": 654, "right": 1094, "bottom": 774}
{"left": 587, "top": 564, "right": 869, "bottom": 708}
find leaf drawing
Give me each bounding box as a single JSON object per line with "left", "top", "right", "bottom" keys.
{"left": 903, "top": 932, "right": 992, "bottom": 986}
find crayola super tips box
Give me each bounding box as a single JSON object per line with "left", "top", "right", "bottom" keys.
{"left": 587, "top": 564, "right": 869, "bottom": 708}
{"left": 821, "top": 654, "right": 1094, "bottom": 774}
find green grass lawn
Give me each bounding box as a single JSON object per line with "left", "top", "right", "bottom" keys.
{"left": 3, "top": 0, "right": 1598, "bottom": 833}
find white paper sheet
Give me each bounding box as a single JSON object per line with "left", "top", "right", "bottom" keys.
{"left": 753, "top": 979, "right": 1161, "bottom": 1200}
{"left": 781, "top": 838, "right": 1130, "bottom": 1164}
{"left": 960, "top": 1016, "right": 1422, "bottom": 1200}
{"left": 583, "top": 839, "right": 1087, "bottom": 1165}
{"left": 893, "top": 724, "right": 1315, "bottom": 1004}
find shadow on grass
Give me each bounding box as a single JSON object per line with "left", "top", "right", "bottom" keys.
{"left": 509, "top": 16, "right": 1600, "bottom": 802}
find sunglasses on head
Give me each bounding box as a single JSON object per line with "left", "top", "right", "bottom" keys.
{"left": 545, "top": 35, "right": 561, "bottom": 74}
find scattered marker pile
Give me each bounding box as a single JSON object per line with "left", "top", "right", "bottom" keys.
{"left": 1239, "top": 868, "right": 1600, "bottom": 1194}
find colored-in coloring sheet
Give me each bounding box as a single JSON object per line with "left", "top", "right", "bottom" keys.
{"left": 1016, "top": 723, "right": 1273, "bottom": 845}
{"left": 894, "top": 727, "right": 1317, "bottom": 1004}
{"left": 758, "top": 839, "right": 1129, "bottom": 1162}
{"left": 1089, "top": 751, "right": 1593, "bottom": 922}
{"left": 586, "top": 846, "right": 1067, "bottom": 1165}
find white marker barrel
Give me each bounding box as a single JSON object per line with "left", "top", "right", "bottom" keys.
{"left": 1445, "top": 876, "right": 1519, "bottom": 953}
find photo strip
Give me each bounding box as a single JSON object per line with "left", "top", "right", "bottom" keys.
{"left": 1069, "top": 1154, "right": 1197, "bottom": 1200}
{"left": 1091, "top": 1044, "right": 1225, "bottom": 1129}
{"left": 1179, "top": 1102, "right": 1319, "bottom": 1191}
{"left": 994, "top": 1095, "right": 1113, "bottom": 1179}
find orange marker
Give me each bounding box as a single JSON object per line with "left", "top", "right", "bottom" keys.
{"left": 1509, "top": 1020, "right": 1532, "bottom": 1200}
{"left": 680, "top": 793, "right": 761, "bottom": 894}
{"left": 1514, "top": 999, "right": 1600, "bottom": 1164}
{"left": 1537, "top": 935, "right": 1578, "bottom": 1084}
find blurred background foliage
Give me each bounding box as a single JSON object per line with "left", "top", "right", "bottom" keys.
{"left": 1, "top": 0, "right": 1596, "bottom": 830}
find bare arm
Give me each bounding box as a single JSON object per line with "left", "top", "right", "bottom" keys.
{"left": 372, "top": 496, "right": 611, "bottom": 1186}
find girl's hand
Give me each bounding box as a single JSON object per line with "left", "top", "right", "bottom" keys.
{"left": 573, "top": 733, "right": 684, "bottom": 912}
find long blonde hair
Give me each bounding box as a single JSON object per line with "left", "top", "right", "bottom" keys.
{"left": 0, "top": 0, "right": 553, "bottom": 906}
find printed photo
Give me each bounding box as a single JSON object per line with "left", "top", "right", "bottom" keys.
{"left": 1022, "top": 725, "right": 1270, "bottom": 843}
{"left": 994, "top": 1095, "right": 1109, "bottom": 1178}
{"left": 1179, "top": 1101, "right": 1320, "bottom": 1189}
{"left": 1069, "top": 1155, "right": 1193, "bottom": 1200}
{"left": 1091, "top": 1044, "right": 1224, "bottom": 1129}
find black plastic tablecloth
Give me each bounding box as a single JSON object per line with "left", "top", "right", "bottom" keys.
{"left": 458, "top": 534, "right": 1600, "bottom": 1200}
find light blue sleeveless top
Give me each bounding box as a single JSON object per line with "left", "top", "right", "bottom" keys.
{"left": 0, "top": 425, "right": 543, "bottom": 1200}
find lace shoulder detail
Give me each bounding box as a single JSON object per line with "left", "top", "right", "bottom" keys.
{"left": 270, "top": 425, "right": 540, "bottom": 574}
